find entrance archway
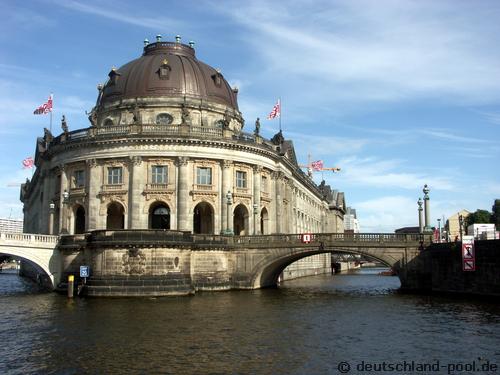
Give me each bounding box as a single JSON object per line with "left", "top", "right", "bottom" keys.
{"left": 260, "top": 207, "right": 269, "bottom": 235}
{"left": 106, "top": 202, "right": 125, "bottom": 230}
{"left": 193, "top": 202, "right": 214, "bottom": 234}
{"left": 149, "top": 203, "right": 170, "bottom": 229}
{"left": 74, "top": 205, "right": 86, "bottom": 234}
{"left": 233, "top": 204, "right": 249, "bottom": 236}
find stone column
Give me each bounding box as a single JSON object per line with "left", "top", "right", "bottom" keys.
{"left": 423, "top": 184, "right": 431, "bottom": 232}
{"left": 86, "top": 159, "right": 100, "bottom": 231}
{"left": 59, "top": 165, "right": 68, "bottom": 234}
{"left": 177, "top": 156, "right": 190, "bottom": 231}
{"left": 221, "top": 160, "right": 232, "bottom": 233}
{"left": 273, "top": 171, "right": 284, "bottom": 233}
{"left": 417, "top": 198, "right": 424, "bottom": 233}
{"left": 128, "top": 156, "right": 143, "bottom": 229}
{"left": 252, "top": 165, "right": 262, "bottom": 235}
{"left": 41, "top": 170, "right": 51, "bottom": 234}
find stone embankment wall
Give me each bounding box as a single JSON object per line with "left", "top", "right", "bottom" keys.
{"left": 401, "top": 240, "right": 500, "bottom": 297}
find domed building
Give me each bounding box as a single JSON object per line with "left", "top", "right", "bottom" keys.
{"left": 20, "top": 37, "right": 346, "bottom": 288}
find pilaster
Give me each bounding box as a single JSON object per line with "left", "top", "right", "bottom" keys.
{"left": 177, "top": 156, "right": 190, "bottom": 231}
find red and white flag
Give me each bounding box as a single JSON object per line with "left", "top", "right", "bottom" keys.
{"left": 311, "top": 160, "right": 324, "bottom": 171}
{"left": 33, "top": 94, "right": 53, "bottom": 115}
{"left": 22, "top": 157, "right": 34, "bottom": 169}
{"left": 267, "top": 99, "right": 280, "bottom": 120}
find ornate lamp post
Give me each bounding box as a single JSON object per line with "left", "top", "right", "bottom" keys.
{"left": 61, "top": 190, "right": 69, "bottom": 234}
{"left": 458, "top": 215, "right": 464, "bottom": 241}
{"left": 417, "top": 198, "right": 424, "bottom": 233}
{"left": 437, "top": 218, "right": 441, "bottom": 243}
{"left": 253, "top": 203, "right": 258, "bottom": 235}
{"left": 423, "top": 184, "right": 431, "bottom": 232}
{"left": 49, "top": 202, "right": 55, "bottom": 235}
{"left": 225, "top": 190, "right": 233, "bottom": 235}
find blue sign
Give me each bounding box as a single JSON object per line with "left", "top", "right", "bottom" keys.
{"left": 80, "top": 266, "right": 90, "bottom": 278}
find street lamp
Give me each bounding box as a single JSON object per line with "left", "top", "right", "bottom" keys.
{"left": 225, "top": 190, "right": 233, "bottom": 235}
{"left": 437, "top": 218, "right": 441, "bottom": 243}
{"left": 458, "top": 215, "right": 464, "bottom": 242}
{"left": 62, "top": 190, "right": 69, "bottom": 203}
{"left": 253, "top": 203, "right": 258, "bottom": 235}
{"left": 49, "top": 202, "right": 55, "bottom": 235}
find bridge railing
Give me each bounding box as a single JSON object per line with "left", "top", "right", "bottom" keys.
{"left": 0, "top": 232, "right": 59, "bottom": 244}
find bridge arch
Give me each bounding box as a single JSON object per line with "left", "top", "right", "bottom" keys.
{"left": 0, "top": 249, "right": 56, "bottom": 289}
{"left": 250, "top": 246, "right": 402, "bottom": 289}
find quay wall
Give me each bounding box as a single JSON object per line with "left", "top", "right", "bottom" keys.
{"left": 401, "top": 240, "right": 500, "bottom": 297}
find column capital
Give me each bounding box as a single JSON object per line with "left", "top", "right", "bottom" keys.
{"left": 222, "top": 160, "right": 233, "bottom": 169}
{"left": 129, "top": 155, "right": 142, "bottom": 166}
{"left": 176, "top": 156, "right": 189, "bottom": 167}
{"left": 86, "top": 158, "right": 98, "bottom": 168}
{"left": 253, "top": 165, "right": 263, "bottom": 173}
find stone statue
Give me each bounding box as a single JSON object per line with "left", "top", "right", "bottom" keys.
{"left": 132, "top": 102, "right": 141, "bottom": 124}
{"left": 181, "top": 104, "right": 190, "bottom": 124}
{"left": 271, "top": 130, "right": 284, "bottom": 145}
{"left": 61, "top": 115, "right": 69, "bottom": 134}
{"left": 87, "top": 110, "right": 97, "bottom": 127}
{"left": 43, "top": 127, "right": 53, "bottom": 143}
{"left": 254, "top": 117, "right": 260, "bottom": 136}
{"left": 222, "top": 110, "right": 231, "bottom": 129}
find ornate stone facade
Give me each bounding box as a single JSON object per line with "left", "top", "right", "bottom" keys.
{"left": 20, "top": 38, "right": 345, "bottom": 282}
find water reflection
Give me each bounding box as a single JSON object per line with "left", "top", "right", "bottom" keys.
{"left": 1, "top": 268, "right": 499, "bottom": 374}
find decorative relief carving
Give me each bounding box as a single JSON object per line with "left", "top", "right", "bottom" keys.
{"left": 191, "top": 192, "right": 218, "bottom": 204}
{"left": 122, "top": 248, "right": 146, "bottom": 275}
{"left": 253, "top": 165, "right": 263, "bottom": 173}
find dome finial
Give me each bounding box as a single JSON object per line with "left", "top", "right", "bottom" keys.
{"left": 175, "top": 35, "right": 181, "bottom": 43}
{"left": 156, "top": 34, "right": 162, "bottom": 42}
{"left": 189, "top": 40, "right": 195, "bottom": 48}
{"left": 144, "top": 38, "right": 149, "bottom": 46}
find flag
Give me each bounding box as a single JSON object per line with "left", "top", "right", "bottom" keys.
{"left": 33, "top": 94, "right": 53, "bottom": 115}
{"left": 22, "top": 157, "right": 34, "bottom": 169}
{"left": 311, "top": 160, "right": 324, "bottom": 171}
{"left": 267, "top": 99, "right": 280, "bottom": 120}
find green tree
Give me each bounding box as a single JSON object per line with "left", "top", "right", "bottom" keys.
{"left": 466, "top": 209, "right": 493, "bottom": 228}
{"left": 492, "top": 199, "right": 500, "bottom": 230}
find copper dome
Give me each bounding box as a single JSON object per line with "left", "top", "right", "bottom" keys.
{"left": 98, "top": 41, "right": 239, "bottom": 110}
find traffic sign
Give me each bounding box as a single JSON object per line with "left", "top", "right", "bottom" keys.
{"left": 301, "top": 233, "right": 312, "bottom": 243}
{"left": 463, "top": 259, "right": 475, "bottom": 271}
{"left": 80, "top": 266, "right": 90, "bottom": 278}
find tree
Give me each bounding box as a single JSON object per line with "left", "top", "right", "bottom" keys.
{"left": 492, "top": 199, "right": 500, "bottom": 230}
{"left": 466, "top": 209, "right": 493, "bottom": 228}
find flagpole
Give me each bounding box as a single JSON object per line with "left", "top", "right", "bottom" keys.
{"left": 50, "top": 110, "right": 52, "bottom": 133}
{"left": 279, "top": 97, "right": 282, "bottom": 132}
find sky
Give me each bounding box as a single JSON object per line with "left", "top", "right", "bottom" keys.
{"left": 0, "top": 0, "right": 499, "bottom": 232}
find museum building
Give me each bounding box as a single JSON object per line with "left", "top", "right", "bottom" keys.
{"left": 20, "top": 37, "right": 345, "bottom": 281}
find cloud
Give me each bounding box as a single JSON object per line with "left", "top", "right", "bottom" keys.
{"left": 53, "top": 0, "right": 184, "bottom": 31}
{"left": 332, "top": 156, "right": 456, "bottom": 190}
{"left": 217, "top": 0, "right": 500, "bottom": 108}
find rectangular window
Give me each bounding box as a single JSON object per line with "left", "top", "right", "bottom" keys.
{"left": 107, "top": 167, "right": 122, "bottom": 185}
{"left": 152, "top": 165, "right": 167, "bottom": 184}
{"left": 236, "top": 171, "right": 247, "bottom": 188}
{"left": 261, "top": 176, "right": 268, "bottom": 192}
{"left": 73, "top": 170, "right": 85, "bottom": 188}
{"left": 196, "top": 167, "right": 212, "bottom": 185}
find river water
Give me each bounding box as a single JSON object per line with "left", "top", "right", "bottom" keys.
{"left": 0, "top": 268, "right": 499, "bottom": 375}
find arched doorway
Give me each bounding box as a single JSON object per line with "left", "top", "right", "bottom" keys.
{"left": 193, "top": 202, "right": 214, "bottom": 234}
{"left": 233, "top": 204, "right": 249, "bottom": 236}
{"left": 150, "top": 203, "right": 170, "bottom": 229}
{"left": 106, "top": 202, "right": 125, "bottom": 230}
{"left": 260, "top": 207, "right": 269, "bottom": 235}
{"left": 74, "top": 205, "right": 86, "bottom": 234}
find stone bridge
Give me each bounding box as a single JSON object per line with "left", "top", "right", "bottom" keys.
{"left": 0, "top": 232, "right": 60, "bottom": 288}
{"left": 2, "top": 230, "right": 431, "bottom": 295}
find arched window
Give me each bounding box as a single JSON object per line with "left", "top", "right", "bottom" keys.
{"left": 104, "top": 118, "right": 114, "bottom": 126}
{"left": 193, "top": 202, "right": 214, "bottom": 234}
{"left": 150, "top": 204, "right": 170, "bottom": 229}
{"left": 214, "top": 120, "right": 225, "bottom": 129}
{"left": 156, "top": 113, "right": 173, "bottom": 125}
{"left": 106, "top": 202, "right": 124, "bottom": 230}
{"left": 233, "top": 204, "right": 249, "bottom": 236}
{"left": 74, "top": 205, "right": 86, "bottom": 234}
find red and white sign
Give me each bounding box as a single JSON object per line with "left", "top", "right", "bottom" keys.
{"left": 301, "top": 233, "right": 312, "bottom": 243}
{"left": 462, "top": 235, "right": 476, "bottom": 272}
